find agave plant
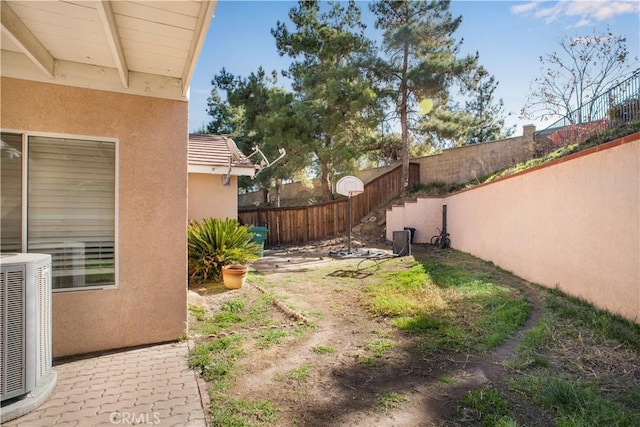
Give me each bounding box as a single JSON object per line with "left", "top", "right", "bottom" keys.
{"left": 187, "top": 218, "right": 260, "bottom": 284}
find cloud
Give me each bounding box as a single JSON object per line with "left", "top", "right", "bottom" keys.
{"left": 511, "top": 1, "right": 541, "bottom": 14}
{"left": 511, "top": 0, "right": 640, "bottom": 26}
{"left": 572, "top": 17, "right": 592, "bottom": 28}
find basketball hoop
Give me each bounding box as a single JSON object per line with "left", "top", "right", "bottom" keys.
{"left": 335, "top": 176, "right": 364, "bottom": 254}
{"left": 336, "top": 176, "right": 364, "bottom": 198}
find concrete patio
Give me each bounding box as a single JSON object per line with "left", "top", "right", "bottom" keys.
{"left": 3, "top": 342, "right": 208, "bottom": 427}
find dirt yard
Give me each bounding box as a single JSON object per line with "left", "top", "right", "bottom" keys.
{"left": 187, "top": 235, "right": 548, "bottom": 426}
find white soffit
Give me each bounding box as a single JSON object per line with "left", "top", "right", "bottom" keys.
{"left": 0, "top": 0, "right": 216, "bottom": 100}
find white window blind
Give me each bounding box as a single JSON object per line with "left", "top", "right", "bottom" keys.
{"left": 27, "top": 136, "right": 115, "bottom": 289}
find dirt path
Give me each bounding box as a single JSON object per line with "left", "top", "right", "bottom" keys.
{"left": 189, "top": 242, "right": 545, "bottom": 426}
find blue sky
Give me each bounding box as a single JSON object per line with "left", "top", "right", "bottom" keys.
{"left": 188, "top": 0, "right": 640, "bottom": 135}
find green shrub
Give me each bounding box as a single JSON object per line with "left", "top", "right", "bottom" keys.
{"left": 188, "top": 218, "right": 260, "bottom": 284}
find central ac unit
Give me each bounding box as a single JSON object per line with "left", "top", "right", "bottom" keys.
{"left": 1, "top": 252, "right": 56, "bottom": 413}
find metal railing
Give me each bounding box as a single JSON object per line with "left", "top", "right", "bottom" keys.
{"left": 534, "top": 69, "right": 640, "bottom": 154}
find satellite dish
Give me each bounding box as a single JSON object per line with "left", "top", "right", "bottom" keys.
{"left": 336, "top": 176, "right": 364, "bottom": 197}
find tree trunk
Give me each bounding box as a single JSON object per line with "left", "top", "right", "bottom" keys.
{"left": 320, "top": 164, "right": 332, "bottom": 202}
{"left": 400, "top": 41, "right": 410, "bottom": 200}
{"left": 274, "top": 181, "right": 281, "bottom": 208}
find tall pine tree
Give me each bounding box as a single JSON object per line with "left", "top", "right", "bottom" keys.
{"left": 272, "top": 0, "right": 381, "bottom": 201}
{"left": 370, "top": 0, "right": 479, "bottom": 198}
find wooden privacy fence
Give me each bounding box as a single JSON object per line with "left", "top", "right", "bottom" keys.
{"left": 238, "top": 163, "right": 420, "bottom": 246}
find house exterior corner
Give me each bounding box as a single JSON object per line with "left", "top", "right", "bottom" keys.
{"left": 1, "top": 77, "right": 188, "bottom": 357}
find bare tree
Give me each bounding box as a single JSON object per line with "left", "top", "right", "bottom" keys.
{"left": 522, "top": 27, "right": 637, "bottom": 124}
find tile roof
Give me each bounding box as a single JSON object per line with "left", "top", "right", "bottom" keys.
{"left": 188, "top": 134, "right": 255, "bottom": 170}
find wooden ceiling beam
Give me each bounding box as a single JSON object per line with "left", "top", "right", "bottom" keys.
{"left": 0, "top": 0, "right": 54, "bottom": 79}
{"left": 96, "top": 0, "right": 129, "bottom": 88}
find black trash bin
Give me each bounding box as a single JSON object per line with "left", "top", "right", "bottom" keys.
{"left": 404, "top": 227, "right": 416, "bottom": 244}
{"left": 250, "top": 226, "right": 268, "bottom": 257}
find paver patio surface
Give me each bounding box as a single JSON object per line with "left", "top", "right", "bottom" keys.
{"left": 3, "top": 342, "right": 207, "bottom": 427}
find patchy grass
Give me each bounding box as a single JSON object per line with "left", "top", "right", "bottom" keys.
{"left": 189, "top": 293, "right": 276, "bottom": 337}
{"left": 221, "top": 298, "right": 245, "bottom": 313}
{"left": 366, "top": 338, "right": 395, "bottom": 357}
{"left": 188, "top": 289, "right": 313, "bottom": 424}
{"left": 377, "top": 392, "right": 408, "bottom": 414}
{"left": 363, "top": 259, "right": 532, "bottom": 355}
{"left": 408, "top": 181, "right": 457, "bottom": 197}
{"left": 188, "top": 335, "right": 244, "bottom": 389}
{"left": 466, "top": 288, "right": 640, "bottom": 426}
{"left": 209, "top": 397, "right": 279, "bottom": 427}
{"left": 311, "top": 345, "right": 337, "bottom": 354}
{"left": 190, "top": 245, "right": 640, "bottom": 426}
{"left": 459, "top": 388, "right": 517, "bottom": 426}
{"left": 188, "top": 304, "right": 206, "bottom": 321}
{"left": 438, "top": 377, "right": 456, "bottom": 384}
{"left": 274, "top": 364, "right": 313, "bottom": 383}
{"left": 357, "top": 355, "right": 380, "bottom": 367}
{"left": 255, "top": 329, "right": 288, "bottom": 349}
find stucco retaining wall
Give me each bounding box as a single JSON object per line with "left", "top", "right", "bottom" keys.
{"left": 387, "top": 133, "right": 640, "bottom": 322}
{"left": 2, "top": 78, "right": 188, "bottom": 357}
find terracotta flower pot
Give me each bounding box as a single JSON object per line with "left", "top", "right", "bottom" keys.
{"left": 221, "top": 264, "right": 248, "bottom": 289}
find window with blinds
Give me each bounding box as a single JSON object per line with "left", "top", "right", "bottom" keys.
{"left": 24, "top": 135, "right": 116, "bottom": 290}
{"left": 0, "top": 133, "right": 22, "bottom": 253}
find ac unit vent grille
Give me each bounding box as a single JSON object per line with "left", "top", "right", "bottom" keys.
{"left": 0, "top": 271, "right": 3, "bottom": 398}
{"left": 36, "top": 264, "right": 52, "bottom": 378}
{"left": 1, "top": 268, "right": 26, "bottom": 399}
{"left": 1, "top": 253, "right": 53, "bottom": 403}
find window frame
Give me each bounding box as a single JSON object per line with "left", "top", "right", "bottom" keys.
{"left": 2, "top": 129, "right": 119, "bottom": 292}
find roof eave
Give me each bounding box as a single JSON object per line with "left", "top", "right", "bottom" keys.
{"left": 182, "top": 0, "right": 217, "bottom": 97}
{"left": 189, "top": 164, "right": 256, "bottom": 177}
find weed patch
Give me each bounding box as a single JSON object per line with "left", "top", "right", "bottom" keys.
{"left": 363, "top": 258, "right": 531, "bottom": 355}
{"left": 461, "top": 388, "right": 514, "bottom": 425}
{"left": 188, "top": 335, "right": 244, "bottom": 387}
{"left": 487, "top": 288, "right": 640, "bottom": 427}
{"left": 377, "top": 392, "right": 407, "bottom": 413}
{"left": 255, "top": 329, "right": 288, "bottom": 349}
{"left": 509, "top": 376, "right": 640, "bottom": 426}
{"left": 209, "top": 395, "right": 279, "bottom": 427}
{"left": 366, "top": 338, "right": 395, "bottom": 357}
{"left": 311, "top": 345, "right": 337, "bottom": 354}
{"left": 274, "top": 364, "right": 313, "bottom": 383}
{"left": 188, "top": 304, "right": 206, "bottom": 321}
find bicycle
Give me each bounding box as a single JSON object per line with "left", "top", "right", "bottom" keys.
{"left": 430, "top": 228, "right": 451, "bottom": 249}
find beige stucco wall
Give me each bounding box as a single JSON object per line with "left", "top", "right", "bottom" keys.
{"left": 1, "top": 77, "right": 188, "bottom": 357}
{"left": 387, "top": 135, "right": 640, "bottom": 322}
{"left": 188, "top": 173, "right": 238, "bottom": 221}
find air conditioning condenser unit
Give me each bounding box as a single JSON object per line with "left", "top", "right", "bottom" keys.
{"left": 1, "top": 253, "right": 57, "bottom": 422}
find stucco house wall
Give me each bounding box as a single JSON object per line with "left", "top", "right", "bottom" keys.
{"left": 1, "top": 77, "right": 188, "bottom": 357}
{"left": 189, "top": 173, "right": 239, "bottom": 221}
{"left": 387, "top": 134, "right": 640, "bottom": 322}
